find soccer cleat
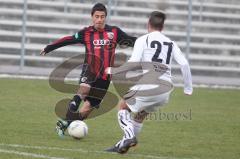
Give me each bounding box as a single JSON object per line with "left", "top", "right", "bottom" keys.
{"left": 104, "top": 145, "right": 119, "bottom": 153}
{"left": 105, "top": 140, "right": 121, "bottom": 153}
{"left": 118, "top": 137, "right": 138, "bottom": 154}
{"left": 55, "top": 119, "right": 69, "bottom": 137}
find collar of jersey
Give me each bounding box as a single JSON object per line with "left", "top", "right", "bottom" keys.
{"left": 90, "top": 24, "right": 111, "bottom": 32}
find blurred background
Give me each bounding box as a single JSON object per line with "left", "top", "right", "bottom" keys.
{"left": 0, "top": 0, "right": 239, "bottom": 88}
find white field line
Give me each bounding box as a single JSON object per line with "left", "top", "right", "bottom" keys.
{"left": 0, "top": 143, "right": 197, "bottom": 159}
{"left": 0, "top": 148, "right": 69, "bottom": 159}
{"left": 0, "top": 73, "right": 240, "bottom": 90}
{"left": 0, "top": 74, "right": 78, "bottom": 81}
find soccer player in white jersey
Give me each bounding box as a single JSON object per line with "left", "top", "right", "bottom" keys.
{"left": 105, "top": 11, "right": 193, "bottom": 154}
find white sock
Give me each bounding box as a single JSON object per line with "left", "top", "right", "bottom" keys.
{"left": 114, "top": 140, "right": 122, "bottom": 147}
{"left": 118, "top": 109, "right": 135, "bottom": 139}
{"left": 131, "top": 120, "right": 143, "bottom": 136}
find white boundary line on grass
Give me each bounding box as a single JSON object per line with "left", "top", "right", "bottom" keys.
{"left": 0, "top": 74, "right": 78, "bottom": 81}
{"left": 0, "top": 73, "right": 240, "bottom": 90}
{"left": 0, "top": 143, "right": 196, "bottom": 159}
{"left": 0, "top": 148, "right": 69, "bottom": 159}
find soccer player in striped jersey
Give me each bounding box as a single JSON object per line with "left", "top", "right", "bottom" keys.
{"left": 40, "top": 3, "right": 136, "bottom": 136}
{"left": 105, "top": 11, "right": 193, "bottom": 153}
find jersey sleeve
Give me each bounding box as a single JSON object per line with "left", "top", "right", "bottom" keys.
{"left": 116, "top": 27, "right": 137, "bottom": 47}
{"left": 72, "top": 29, "right": 85, "bottom": 43}
{"left": 128, "top": 37, "right": 144, "bottom": 62}
{"left": 44, "top": 29, "right": 85, "bottom": 54}
{"left": 172, "top": 42, "right": 193, "bottom": 95}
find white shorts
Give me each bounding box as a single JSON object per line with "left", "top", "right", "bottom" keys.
{"left": 124, "top": 80, "right": 173, "bottom": 113}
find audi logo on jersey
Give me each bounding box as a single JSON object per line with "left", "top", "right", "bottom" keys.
{"left": 93, "top": 39, "right": 111, "bottom": 46}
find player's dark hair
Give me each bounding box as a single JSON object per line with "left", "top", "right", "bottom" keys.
{"left": 149, "top": 11, "right": 166, "bottom": 30}
{"left": 91, "top": 3, "right": 107, "bottom": 16}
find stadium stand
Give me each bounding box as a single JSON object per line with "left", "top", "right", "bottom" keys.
{"left": 0, "top": 0, "right": 240, "bottom": 83}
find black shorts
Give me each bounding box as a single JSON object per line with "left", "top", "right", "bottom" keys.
{"left": 79, "top": 71, "right": 110, "bottom": 108}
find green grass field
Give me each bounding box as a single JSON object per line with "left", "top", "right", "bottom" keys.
{"left": 0, "top": 78, "right": 240, "bottom": 159}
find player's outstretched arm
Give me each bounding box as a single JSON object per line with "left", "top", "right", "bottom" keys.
{"left": 40, "top": 36, "right": 79, "bottom": 56}
{"left": 172, "top": 43, "right": 193, "bottom": 95}
{"left": 40, "top": 30, "right": 85, "bottom": 56}
{"left": 40, "top": 49, "right": 46, "bottom": 56}
{"left": 181, "top": 63, "right": 193, "bottom": 96}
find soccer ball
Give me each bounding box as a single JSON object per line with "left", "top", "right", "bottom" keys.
{"left": 67, "top": 120, "right": 88, "bottom": 139}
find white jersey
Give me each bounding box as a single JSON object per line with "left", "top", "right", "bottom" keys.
{"left": 128, "top": 31, "right": 193, "bottom": 95}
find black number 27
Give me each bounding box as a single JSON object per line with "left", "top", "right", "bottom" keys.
{"left": 151, "top": 41, "right": 173, "bottom": 64}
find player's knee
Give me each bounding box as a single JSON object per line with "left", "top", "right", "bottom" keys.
{"left": 78, "top": 83, "right": 91, "bottom": 98}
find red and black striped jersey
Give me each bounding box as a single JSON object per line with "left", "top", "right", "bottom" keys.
{"left": 44, "top": 25, "right": 136, "bottom": 80}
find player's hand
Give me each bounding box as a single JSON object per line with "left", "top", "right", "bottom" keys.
{"left": 105, "top": 67, "right": 112, "bottom": 74}
{"left": 40, "top": 49, "right": 46, "bottom": 56}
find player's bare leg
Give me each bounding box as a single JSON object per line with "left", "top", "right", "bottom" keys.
{"left": 78, "top": 100, "right": 94, "bottom": 120}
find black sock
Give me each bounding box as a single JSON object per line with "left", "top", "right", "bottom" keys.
{"left": 65, "top": 111, "right": 84, "bottom": 122}
{"left": 65, "top": 95, "right": 83, "bottom": 122}
{"left": 73, "top": 95, "right": 82, "bottom": 106}
{"left": 69, "top": 95, "right": 82, "bottom": 111}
